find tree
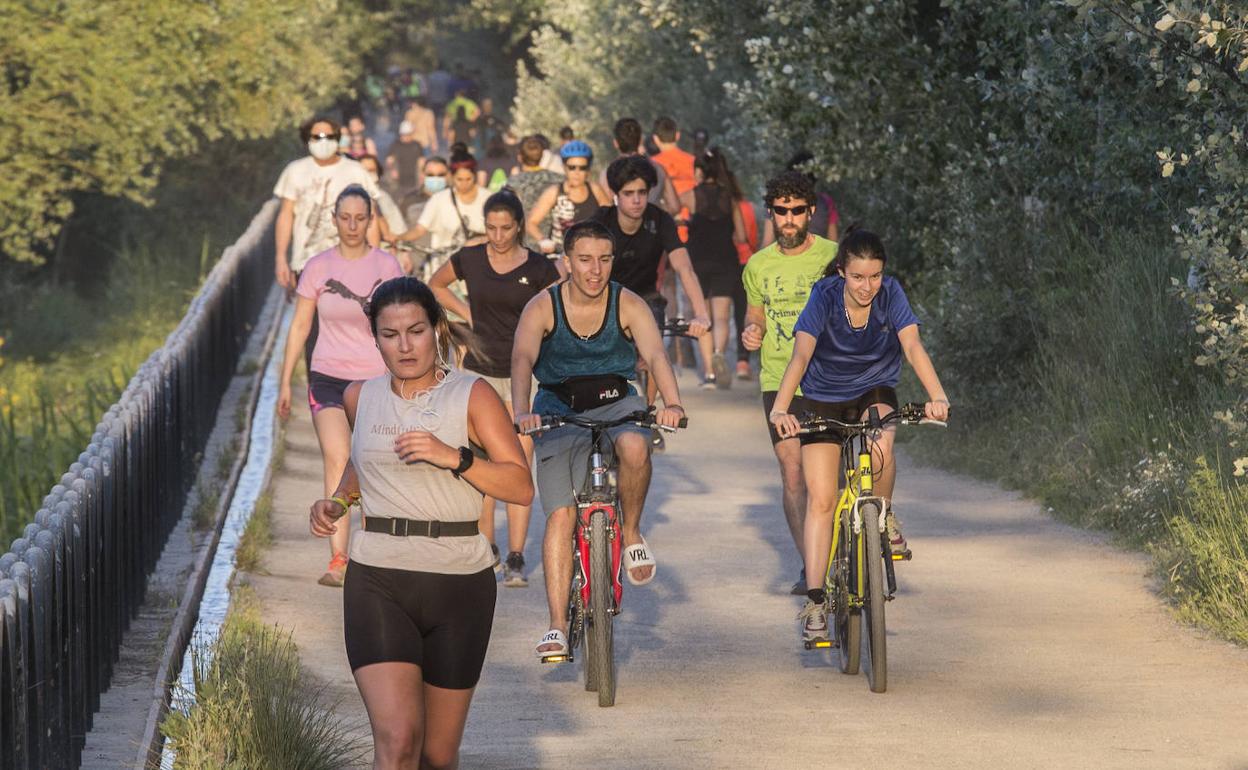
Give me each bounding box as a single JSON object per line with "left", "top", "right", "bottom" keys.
{"left": 0, "top": 0, "right": 377, "bottom": 264}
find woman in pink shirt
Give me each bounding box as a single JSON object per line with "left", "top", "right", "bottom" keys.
{"left": 278, "top": 184, "right": 404, "bottom": 586}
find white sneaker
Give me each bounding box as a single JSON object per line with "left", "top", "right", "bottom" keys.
{"left": 797, "top": 599, "right": 828, "bottom": 642}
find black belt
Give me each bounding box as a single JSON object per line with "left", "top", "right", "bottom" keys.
{"left": 363, "top": 517, "right": 480, "bottom": 538}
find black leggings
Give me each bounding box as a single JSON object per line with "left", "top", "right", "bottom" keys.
{"left": 343, "top": 561, "right": 496, "bottom": 689}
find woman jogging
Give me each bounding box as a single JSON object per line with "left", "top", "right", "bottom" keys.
{"left": 766, "top": 227, "right": 950, "bottom": 643}
{"left": 309, "top": 277, "right": 533, "bottom": 769}
{"left": 428, "top": 190, "right": 562, "bottom": 586}
{"left": 680, "top": 147, "right": 747, "bottom": 389}
{"left": 278, "top": 185, "right": 404, "bottom": 587}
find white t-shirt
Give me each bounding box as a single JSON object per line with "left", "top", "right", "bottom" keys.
{"left": 540, "top": 149, "right": 566, "bottom": 176}
{"left": 273, "top": 156, "right": 381, "bottom": 272}
{"left": 417, "top": 187, "right": 489, "bottom": 250}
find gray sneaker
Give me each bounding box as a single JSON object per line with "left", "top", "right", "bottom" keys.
{"left": 503, "top": 552, "right": 528, "bottom": 587}
{"left": 885, "top": 508, "right": 912, "bottom": 560}
{"left": 797, "top": 599, "right": 828, "bottom": 643}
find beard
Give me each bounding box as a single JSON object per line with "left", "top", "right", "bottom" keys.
{"left": 776, "top": 223, "right": 809, "bottom": 250}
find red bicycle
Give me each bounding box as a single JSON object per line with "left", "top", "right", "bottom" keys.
{"left": 521, "top": 409, "right": 684, "bottom": 706}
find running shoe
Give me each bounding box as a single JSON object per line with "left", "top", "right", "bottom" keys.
{"left": 797, "top": 599, "right": 828, "bottom": 643}
{"left": 318, "top": 552, "right": 348, "bottom": 587}
{"left": 490, "top": 543, "right": 502, "bottom": 573}
{"left": 700, "top": 374, "right": 717, "bottom": 390}
{"left": 885, "top": 508, "right": 912, "bottom": 560}
{"left": 789, "top": 568, "right": 807, "bottom": 596}
{"left": 712, "top": 353, "right": 731, "bottom": 390}
{"left": 735, "top": 360, "right": 753, "bottom": 380}
{"left": 503, "top": 551, "right": 528, "bottom": 587}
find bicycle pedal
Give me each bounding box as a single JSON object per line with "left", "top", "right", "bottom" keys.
{"left": 890, "top": 551, "right": 912, "bottom": 561}
{"left": 803, "top": 638, "right": 836, "bottom": 650}
{"left": 541, "top": 653, "right": 573, "bottom": 664}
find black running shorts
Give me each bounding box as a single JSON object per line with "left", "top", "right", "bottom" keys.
{"left": 343, "top": 561, "right": 496, "bottom": 689}
{"left": 796, "top": 386, "right": 900, "bottom": 447}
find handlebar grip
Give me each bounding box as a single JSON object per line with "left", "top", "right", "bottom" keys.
{"left": 677, "top": 417, "right": 688, "bottom": 429}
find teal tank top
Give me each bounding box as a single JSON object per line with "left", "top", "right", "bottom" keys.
{"left": 533, "top": 281, "right": 638, "bottom": 416}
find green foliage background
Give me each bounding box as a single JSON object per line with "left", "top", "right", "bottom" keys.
{"left": 510, "top": 0, "right": 1248, "bottom": 640}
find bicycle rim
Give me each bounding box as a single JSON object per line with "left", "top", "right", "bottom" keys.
{"left": 588, "top": 509, "right": 616, "bottom": 706}
{"left": 835, "top": 511, "right": 861, "bottom": 675}
{"left": 862, "top": 501, "right": 888, "bottom": 693}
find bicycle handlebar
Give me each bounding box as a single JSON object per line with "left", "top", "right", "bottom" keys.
{"left": 516, "top": 409, "right": 689, "bottom": 436}
{"left": 662, "top": 318, "right": 698, "bottom": 338}
{"left": 797, "top": 402, "right": 948, "bottom": 434}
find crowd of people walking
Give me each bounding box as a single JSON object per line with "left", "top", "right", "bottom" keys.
{"left": 268, "top": 63, "right": 949, "bottom": 767}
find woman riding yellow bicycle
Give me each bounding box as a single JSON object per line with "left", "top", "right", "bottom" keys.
{"left": 767, "top": 226, "right": 949, "bottom": 643}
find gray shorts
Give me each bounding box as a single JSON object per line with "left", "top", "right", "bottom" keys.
{"left": 534, "top": 395, "right": 650, "bottom": 516}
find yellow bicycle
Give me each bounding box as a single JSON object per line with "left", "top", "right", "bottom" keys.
{"left": 798, "top": 403, "right": 946, "bottom": 693}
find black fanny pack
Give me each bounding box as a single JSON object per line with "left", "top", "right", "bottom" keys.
{"left": 540, "top": 374, "right": 630, "bottom": 412}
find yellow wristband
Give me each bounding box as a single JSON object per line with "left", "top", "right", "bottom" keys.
{"left": 329, "top": 496, "right": 351, "bottom": 512}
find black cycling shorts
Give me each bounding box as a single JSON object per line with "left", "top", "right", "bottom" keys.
{"left": 797, "top": 386, "right": 900, "bottom": 447}
{"left": 343, "top": 561, "right": 496, "bottom": 689}
{"left": 762, "top": 390, "right": 808, "bottom": 446}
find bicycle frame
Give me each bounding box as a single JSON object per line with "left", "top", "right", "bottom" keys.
{"left": 824, "top": 432, "right": 894, "bottom": 611}
{"left": 573, "top": 430, "right": 624, "bottom": 612}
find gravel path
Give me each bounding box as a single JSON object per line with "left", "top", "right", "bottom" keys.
{"left": 250, "top": 369, "right": 1248, "bottom": 769}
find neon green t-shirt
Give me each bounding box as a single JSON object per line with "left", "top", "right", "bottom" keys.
{"left": 742, "top": 235, "right": 839, "bottom": 392}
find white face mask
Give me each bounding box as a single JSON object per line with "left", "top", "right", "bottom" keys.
{"left": 308, "top": 138, "right": 338, "bottom": 161}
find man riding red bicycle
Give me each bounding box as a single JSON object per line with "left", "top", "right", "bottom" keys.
{"left": 512, "top": 220, "right": 686, "bottom": 660}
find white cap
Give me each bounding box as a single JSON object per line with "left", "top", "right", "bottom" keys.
{"left": 399, "top": 120, "right": 414, "bottom": 135}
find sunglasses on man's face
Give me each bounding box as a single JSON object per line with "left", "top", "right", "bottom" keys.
{"left": 770, "top": 204, "right": 811, "bottom": 217}
{"left": 309, "top": 132, "right": 337, "bottom": 141}
{"left": 565, "top": 163, "right": 590, "bottom": 172}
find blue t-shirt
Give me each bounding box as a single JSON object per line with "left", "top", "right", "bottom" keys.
{"left": 793, "top": 275, "right": 920, "bottom": 402}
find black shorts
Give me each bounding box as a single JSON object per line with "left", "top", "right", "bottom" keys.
{"left": 762, "top": 390, "right": 809, "bottom": 446}
{"left": 694, "top": 263, "right": 741, "bottom": 299}
{"left": 343, "top": 561, "right": 496, "bottom": 689}
{"left": 797, "top": 386, "right": 900, "bottom": 447}
{"left": 643, "top": 292, "right": 667, "bottom": 329}
{"left": 308, "top": 370, "right": 352, "bottom": 415}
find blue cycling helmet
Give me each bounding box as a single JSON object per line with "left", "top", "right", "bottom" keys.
{"left": 559, "top": 139, "right": 593, "bottom": 162}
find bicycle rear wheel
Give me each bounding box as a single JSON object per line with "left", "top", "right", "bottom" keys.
{"left": 835, "top": 510, "right": 861, "bottom": 675}
{"left": 861, "top": 501, "right": 888, "bottom": 693}
{"left": 587, "top": 509, "right": 616, "bottom": 706}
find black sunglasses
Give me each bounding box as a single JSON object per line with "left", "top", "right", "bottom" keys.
{"left": 564, "top": 163, "right": 590, "bottom": 171}
{"left": 770, "top": 204, "right": 811, "bottom": 217}
{"left": 309, "top": 132, "right": 337, "bottom": 141}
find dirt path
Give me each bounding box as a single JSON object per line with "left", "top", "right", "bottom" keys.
{"left": 250, "top": 370, "right": 1248, "bottom": 769}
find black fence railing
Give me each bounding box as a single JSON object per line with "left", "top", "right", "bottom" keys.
{"left": 0, "top": 200, "right": 278, "bottom": 769}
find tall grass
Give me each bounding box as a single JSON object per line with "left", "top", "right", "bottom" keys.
{"left": 160, "top": 587, "right": 368, "bottom": 769}
{"left": 909, "top": 223, "right": 1248, "bottom": 643}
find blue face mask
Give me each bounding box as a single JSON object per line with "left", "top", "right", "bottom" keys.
{"left": 424, "top": 176, "right": 448, "bottom": 193}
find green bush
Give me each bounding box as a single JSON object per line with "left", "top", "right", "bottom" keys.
{"left": 1162, "top": 458, "right": 1248, "bottom": 644}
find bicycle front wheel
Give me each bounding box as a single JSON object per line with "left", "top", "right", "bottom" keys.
{"left": 835, "top": 509, "right": 861, "bottom": 675}
{"left": 587, "top": 509, "right": 616, "bottom": 706}
{"left": 861, "top": 501, "right": 888, "bottom": 693}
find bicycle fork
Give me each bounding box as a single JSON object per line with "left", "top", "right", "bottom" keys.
{"left": 853, "top": 449, "right": 898, "bottom": 598}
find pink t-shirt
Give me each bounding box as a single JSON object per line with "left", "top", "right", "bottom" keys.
{"left": 296, "top": 247, "right": 403, "bottom": 380}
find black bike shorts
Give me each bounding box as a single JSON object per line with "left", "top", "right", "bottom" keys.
{"left": 343, "top": 561, "right": 496, "bottom": 689}
{"left": 797, "top": 386, "right": 899, "bottom": 447}
{"left": 762, "top": 390, "right": 809, "bottom": 446}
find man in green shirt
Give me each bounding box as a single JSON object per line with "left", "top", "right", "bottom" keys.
{"left": 742, "top": 170, "right": 838, "bottom": 594}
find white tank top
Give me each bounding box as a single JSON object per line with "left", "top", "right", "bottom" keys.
{"left": 349, "top": 369, "right": 492, "bottom": 574}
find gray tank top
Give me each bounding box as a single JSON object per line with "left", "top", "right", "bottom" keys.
{"left": 349, "top": 369, "right": 492, "bottom": 574}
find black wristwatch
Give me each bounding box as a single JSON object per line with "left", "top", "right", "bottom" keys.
{"left": 451, "top": 446, "right": 474, "bottom": 478}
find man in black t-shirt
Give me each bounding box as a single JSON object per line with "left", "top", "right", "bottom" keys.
{"left": 593, "top": 156, "right": 710, "bottom": 414}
